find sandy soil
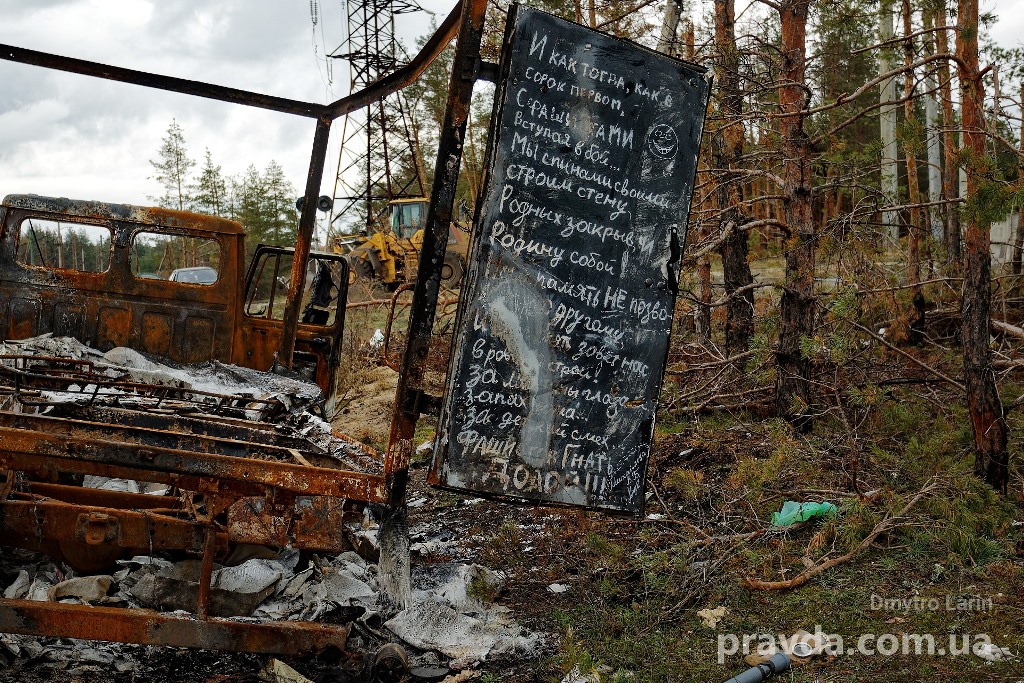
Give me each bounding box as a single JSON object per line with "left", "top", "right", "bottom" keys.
{"left": 333, "top": 364, "right": 400, "bottom": 449}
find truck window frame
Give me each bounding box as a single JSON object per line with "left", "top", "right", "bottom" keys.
{"left": 129, "top": 228, "right": 223, "bottom": 285}
{"left": 15, "top": 215, "right": 114, "bottom": 274}
{"left": 243, "top": 245, "right": 347, "bottom": 330}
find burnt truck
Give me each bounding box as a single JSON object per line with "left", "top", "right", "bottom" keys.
{"left": 0, "top": 0, "right": 488, "bottom": 655}
{"left": 0, "top": 194, "right": 348, "bottom": 403}
{"left": 0, "top": 194, "right": 392, "bottom": 654}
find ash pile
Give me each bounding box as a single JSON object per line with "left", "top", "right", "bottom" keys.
{"left": 0, "top": 335, "right": 542, "bottom": 681}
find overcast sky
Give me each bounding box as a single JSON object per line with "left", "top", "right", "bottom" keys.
{"left": 0, "top": 0, "right": 1020, "bottom": 210}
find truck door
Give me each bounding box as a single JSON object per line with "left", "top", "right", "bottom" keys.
{"left": 236, "top": 246, "right": 348, "bottom": 400}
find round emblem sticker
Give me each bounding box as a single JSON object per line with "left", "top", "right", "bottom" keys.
{"left": 647, "top": 123, "right": 678, "bottom": 159}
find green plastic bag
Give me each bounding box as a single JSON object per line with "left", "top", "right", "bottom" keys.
{"left": 771, "top": 500, "right": 837, "bottom": 527}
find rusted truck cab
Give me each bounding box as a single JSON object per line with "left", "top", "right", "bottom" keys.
{"left": 0, "top": 194, "right": 347, "bottom": 398}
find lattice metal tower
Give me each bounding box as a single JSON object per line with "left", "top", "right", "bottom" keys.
{"left": 330, "top": 0, "right": 427, "bottom": 234}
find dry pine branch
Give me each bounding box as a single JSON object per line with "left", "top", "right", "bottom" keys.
{"left": 743, "top": 477, "right": 942, "bottom": 590}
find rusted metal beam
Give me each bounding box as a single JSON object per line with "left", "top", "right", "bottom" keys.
{"left": 0, "top": 428, "right": 387, "bottom": 501}
{"left": 278, "top": 117, "right": 333, "bottom": 368}
{"left": 384, "top": 0, "right": 487, "bottom": 504}
{"left": 0, "top": 498, "right": 220, "bottom": 556}
{"left": 0, "top": 411, "right": 316, "bottom": 463}
{"left": 0, "top": 44, "right": 324, "bottom": 118}
{"left": 14, "top": 481, "right": 179, "bottom": 510}
{"left": 0, "top": 357, "right": 285, "bottom": 421}
{"left": 276, "top": 1, "right": 463, "bottom": 367}
{"left": 226, "top": 495, "right": 354, "bottom": 552}
{"left": 52, "top": 405, "right": 323, "bottom": 452}
{"left": 0, "top": 600, "right": 347, "bottom": 655}
{"left": 0, "top": 2, "right": 463, "bottom": 124}
{"left": 4, "top": 484, "right": 353, "bottom": 557}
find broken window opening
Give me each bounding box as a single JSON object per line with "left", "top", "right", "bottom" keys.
{"left": 245, "top": 247, "right": 344, "bottom": 328}
{"left": 130, "top": 230, "right": 222, "bottom": 284}
{"left": 16, "top": 218, "right": 112, "bottom": 273}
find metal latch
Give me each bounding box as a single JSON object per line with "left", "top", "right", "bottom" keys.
{"left": 76, "top": 512, "right": 119, "bottom": 545}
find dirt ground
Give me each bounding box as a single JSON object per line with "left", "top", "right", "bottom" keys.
{"left": 3, "top": 348, "right": 1023, "bottom": 683}
{"left": 333, "top": 363, "right": 400, "bottom": 451}
{"left": 3, "top": 431, "right": 1023, "bottom": 683}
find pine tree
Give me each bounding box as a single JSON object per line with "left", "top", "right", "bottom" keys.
{"left": 262, "top": 161, "right": 299, "bottom": 247}
{"left": 229, "top": 163, "right": 299, "bottom": 251}
{"left": 149, "top": 119, "right": 195, "bottom": 211}
{"left": 958, "top": 0, "right": 1009, "bottom": 491}
{"left": 775, "top": 0, "right": 816, "bottom": 428}
{"left": 231, "top": 165, "right": 270, "bottom": 249}
{"left": 190, "top": 149, "right": 228, "bottom": 216}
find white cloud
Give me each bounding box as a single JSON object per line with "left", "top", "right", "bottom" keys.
{"left": 0, "top": 0, "right": 1018, "bottom": 212}
{"left": 0, "top": 0, "right": 344, "bottom": 205}
{"left": 0, "top": 99, "right": 70, "bottom": 149}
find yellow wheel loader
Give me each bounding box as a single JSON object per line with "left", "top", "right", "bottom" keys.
{"left": 335, "top": 197, "right": 469, "bottom": 288}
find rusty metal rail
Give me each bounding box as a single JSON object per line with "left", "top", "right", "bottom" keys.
{"left": 0, "top": 355, "right": 286, "bottom": 420}
{"left": 0, "top": 600, "right": 347, "bottom": 655}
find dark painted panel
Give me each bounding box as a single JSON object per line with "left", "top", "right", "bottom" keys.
{"left": 432, "top": 6, "right": 710, "bottom": 514}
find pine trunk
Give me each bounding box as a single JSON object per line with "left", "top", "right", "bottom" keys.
{"left": 957, "top": 0, "right": 1009, "bottom": 492}
{"left": 924, "top": 11, "right": 944, "bottom": 242}
{"left": 714, "top": 0, "right": 754, "bottom": 356}
{"left": 879, "top": 0, "right": 899, "bottom": 242}
{"left": 1014, "top": 83, "right": 1024, "bottom": 284}
{"left": 689, "top": 23, "right": 713, "bottom": 344}
{"left": 903, "top": 0, "right": 924, "bottom": 342}
{"left": 936, "top": 8, "right": 962, "bottom": 270}
{"left": 775, "top": 0, "right": 816, "bottom": 427}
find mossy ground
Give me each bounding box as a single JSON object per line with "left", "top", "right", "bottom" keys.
{"left": 464, "top": 382, "right": 1024, "bottom": 682}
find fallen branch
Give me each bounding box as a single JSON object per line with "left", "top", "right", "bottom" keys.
{"left": 346, "top": 295, "right": 458, "bottom": 310}
{"left": 647, "top": 479, "right": 712, "bottom": 540}
{"left": 684, "top": 386, "right": 773, "bottom": 413}
{"left": 743, "top": 478, "right": 941, "bottom": 590}
{"left": 669, "top": 399, "right": 774, "bottom": 416}
{"left": 665, "top": 350, "right": 755, "bottom": 374}
{"left": 690, "top": 529, "right": 768, "bottom": 548}
{"left": 991, "top": 319, "right": 1024, "bottom": 340}
{"left": 773, "top": 487, "right": 881, "bottom": 503}
{"left": 842, "top": 317, "right": 965, "bottom": 391}
{"left": 922, "top": 309, "right": 1024, "bottom": 342}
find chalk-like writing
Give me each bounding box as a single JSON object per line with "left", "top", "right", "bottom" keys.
{"left": 491, "top": 220, "right": 565, "bottom": 268}
{"left": 436, "top": 7, "right": 708, "bottom": 514}
{"left": 551, "top": 302, "right": 626, "bottom": 345}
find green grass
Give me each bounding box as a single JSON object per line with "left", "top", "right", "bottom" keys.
{"left": 542, "top": 385, "right": 1024, "bottom": 683}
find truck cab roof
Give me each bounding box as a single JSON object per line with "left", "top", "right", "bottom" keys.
{"left": 2, "top": 194, "right": 245, "bottom": 236}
